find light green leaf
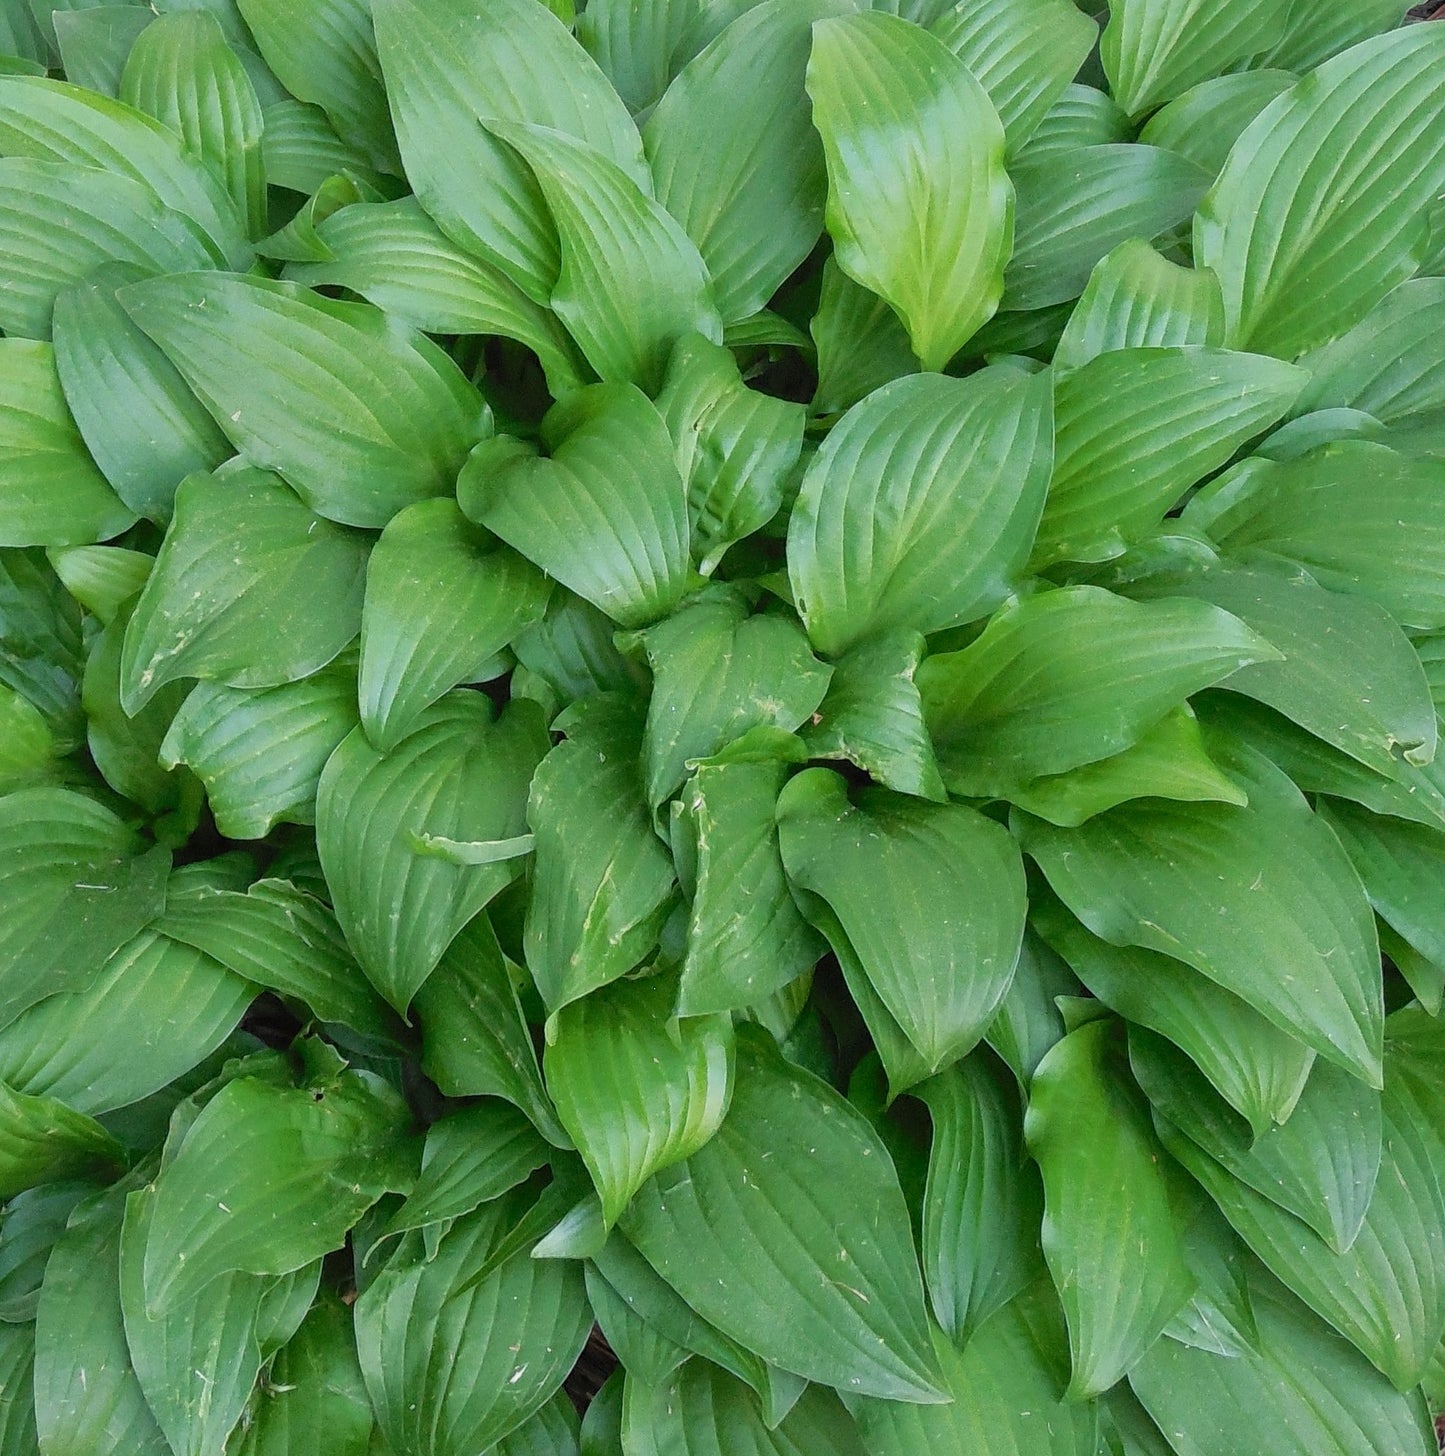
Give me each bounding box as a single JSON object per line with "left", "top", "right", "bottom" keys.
{"left": 119, "top": 11, "right": 265, "bottom": 236}
{"left": 259, "top": 98, "right": 391, "bottom": 195}
{"left": 1032, "top": 345, "right": 1306, "bottom": 567}
{"left": 917, "top": 585, "right": 1277, "bottom": 798}
{"left": 1195, "top": 26, "right": 1445, "bottom": 358}
{"left": 359, "top": 499, "right": 551, "bottom": 753}
{"left": 1033, "top": 893, "right": 1314, "bottom": 1137}
{"left": 1004, "top": 144, "right": 1210, "bottom": 310}
{"left": 0, "top": 787, "right": 170, "bottom": 1031}
{"left": 487, "top": 119, "right": 721, "bottom": 393}
{"left": 117, "top": 465, "right": 367, "bottom": 714}
{"left": 1100, "top": 0, "right": 1292, "bottom": 119}
{"left": 807, "top": 10, "right": 1012, "bottom": 370}
{"left": 0, "top": 338, "right": 135, "bottom": 549}
{"left": 156, "top": 876, "right": 401, "bottom": 1042}
{"left": 355, "top": 1196, "right": 593, "bottom": 1456}
{"left": 778, "top": 768, "right": 1027, "bottom": 1077}
{"left": 119, "top": 272, "right": 490, "bottom": 529}
{"left": 237, "top": 0, "right": 396, "bottom": 173}
{"left": 51, "top": 266, "right": 231, "bottom": 524}
{"left": 1053, "top": 240, "right": 1225, "bottom": 372}
{"left": 0, "top": 1081, "right": 125, "bottom": 1200}
{"left": 0, "top": 682, "right": 66, "bottom": 794}
{"left": 1137, "top": 70, "right": 1298, "bottom": 180}
{"left": 788, "top": 368, "right": 1053, "bottom": 657}
{"left": 142, "top": 1064, "right": 414, "bottom": 1312}
{"left": 0, "top": 74, "right": 249, "bottom": 267}
{"left": 373, "top": 0, "right": 646, "bottom": 301}
{"left": 929, "top": 0, "right": 1096, "bottom": 156}
{"left": 1131, "top": 1273, "right": 1435, "bottom": 1456}
{"left": 545, "top": 973, "right": 733, "bottom": 1225}
{"left": 655, "top": 333, "right": 805, "bottom": 574}
{"left": 619, "top": 1027, "right": 946, "bottom": 1403}
{"left": 460, "top": 386, "right": 690, "bottom": 631}
{"left": 54, "top": 8, "right": 156, "bottom": 99}
{"left": 1014, "top": 737, "right": 1385, "bottom": 1085}
{"left": 159, "top": 670, "right": 360, "bottom": 840}
{"left": 0, "top": 928, "right": 250, "bottom": 1115}
{"left": 809, "top": 257, "right": 917, "bottom": 415}
{"left": 1025, "top": 1019, "right": 1195, "bottom": 1398}
{"left": 644, "top": 0, "right": 855, "bottom": 323}
{"left": 316, "top": 693, "right": 547, "bottom": 1013}
{"left": 914, "top": 1055, "right": 1043, "bottom": 1342}
{"left": 1250, "top": 0, "right": 1415, "bottom": 75}
{"left": 281, "top": 198, "right": 587, "bottom": 397}
{"left": 1018, "top": 82, "right": 1131, "bottom": 157}
{"left": 524, "top": 695, "right": 677, "bottom": 1017}
{"left": 633, "top": 591, "right": 830, "bottom": 808}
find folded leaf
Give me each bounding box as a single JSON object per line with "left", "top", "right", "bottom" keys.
{"left": 1196, "top": 26, "right": 1445, "bottom": 357}
{"left": 120, "top": 271, "right": 490, "bottom": 528}
{"left": 918, "top": 585, "right": 1277, "bottom": 798}
{"left": 619, "top": 1027, "right": 946, "bottom": 1403}
{"left": 788, "top": 367, "right": 1053, "bottom": 657}
{"left": 460, "top": 385, "right": 691, "bottom": 631}
{"left": 807, "top": 11, "right": 1012, "bottom": 370}
{"left": 778, "top": 768, "right": 1027, "bottom": 1077}
{"left": 316, "top": 693, "right": 547, "bottom": 1013}
{"left": 0, "top": 1080, "right": 126, "bottom": 1200}
{"left": 118, "top": 465, "right": 367, "bottom": 713}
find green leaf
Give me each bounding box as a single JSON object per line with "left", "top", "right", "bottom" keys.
{"left": 619, "top": 1026, "right": 946, "bottom": 1404}
{"left": 1004, "top": 144, "right": 1210, "bottom": 310}
{"left": 524, "top": 695, "right": 677, "bottom": 1017}
{"left": 0, "top": 928, "right": 250, "bottom": 1115}
{"left": 359, "top": 499, "right": 551, "bottom": 753}
{"left": 778, "top": 769, "right": 1027, "bottom": 1077}
{"left": 119, "top": 271, "right": 490, "bottom": 529}
{"left": 372, "top": 0, "right": 646, "bottom": 301}
{"left": 497, "top": 1392, "right": 583, "bottom": 1456}
{"left": 1161, "top": 1181, "right": 1260, "bottom": 1360}
{"left": 1053, "top": 241, "right": 1225, "bottom": 373}
{"left": 800, "top": 631, "right": 945, "bottom": 802}
{"left": 644, "top": 0, "right": 854, "bottom": 324}
{"left": 656, "top": 333, "right": 805, "bottom": 574}
{"left": 51, "top": 267, "right": 230, "bottom": 524}
{"left": 0, "top": 338, "right": 135, "bottom": 549}
{"left": 141, "top": 1064, "right": 414, "bottom": 1312}
{"left": 917, "top": 585, "right": 1277, "bottom": 798}
{"left": 47, "top": 544, "right": 151, "bottom": 623}
{"left": 512, "top": 590, "right": 646, "bottom": 717}
{"left": 545, "top": 973, "right": 733, "bottom": 1225}
{"left": 415, "top": 917, "right": 568, "bottom": 1145}
{"left": 354, "top": 1197, "right": 593, "bottom": 1456}
{"left": 673, "top": 758, "right": 822, "bottom": 1018}
{"left": 259, "top": 98, "right": 391, "bottom": 195}
{"left": 236, "top": 0, "right": 396, "bottom": 173}
{"left": 0, "top": 787, "right": 170, "bottom": 1031}
{"left": 159, "top": 671, "right": 359, "bottom": 840}
{"left": 117, "top": 465, "right": 367, "bottom": 714}
{"left": 0, "top": 1321, "right": 37, "bottom": 1455}
{"left": 1131, "top": 1274, "right": 1435, "bottom": 1456}
{"left": 383, "top": 1101, "right": 551, "bottom": 1242}
{"left": 119, "top": 11, "right": 265, "bottom": 236}
{"left": 1195, "top": 26, "right": 1445, "bottom": 358}
{"left": 461, "top": 386, "right": 691, "bottom": 631}
{"left": 1250, "top": 0, "right": 1409, "bottom": 72}
{"left": 1100, "top": 0, "right": 1292, "bottom": 119}
{"left": 281, "top": 198, "right": 587, "bottom": 397}
{"left": 633, "top": 591, "right": 830, "bottom": 807}
{"left": 1032, "top": 345, "right": 1306, "bottom": 567}
{"left": 1033, "top": 894, "right": 1314, "bottom": 1137}
{"left": 929, "top": 0, "right": 1097, "bottom": 156}
{"left": 54, "top": 8, "right": 155, "bottom": 100}
{"left": 486, "top": 119, "right": 721, "bottom": 393}
{"left": 316, "top": 694, "right": 547, "bottom": 1013}
{"left": 575, "top": 0, "right": 694, "bottom": 113}
{"left": 0, "top": 1081, "right": 125, "bottom": 1200}
{"left": 914, "top": 1054, "right": 1043, "bottom": 1342}
{"left": 1195, "top": 441, "right": 1445, "bottom": 631}
{"left": 808, "top": 257, "right": 917, "bottom": 415}
{"left": 155, "top": 876, "right": 401, "bottom": 1042}
{"left": 853, "top": 1284, "right": 1103, "bottom": 1456}
{"left": 1019, "top": 83, "right": 1131, "bottom": 157}
{"left": 0, "top": 74, "right": 249, "bottom": 267}
{"left": 0, "top": 1179, "right": 94, "bottom": 1323}
{"left": 788, "top": 368, "right": 1053, "bottom": 657}
{"left": 806, "top": 10, "right": 1012, "bottom": 370}
{"left": 1014, "top": 737, "right": 1385, "bottom": 1086}
{"left": 0, "top": 549, "right": 85, "bottom": 748}
{"left": 33, "top": 1183, "right": 171, "bottom": 1456}
{"left": 230, "top": 1293, "right": 374, "bottom": 1456}
{"left": 1137, "top": 70, "right": 1298, "bottom": 181}
{"left": 1025, "top": 1019, "right": 1195, "bottom": 1398}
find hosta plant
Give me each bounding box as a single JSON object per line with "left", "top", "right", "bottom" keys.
{"left": 3, "top": 0, "right": 1445, "bottom": 1452}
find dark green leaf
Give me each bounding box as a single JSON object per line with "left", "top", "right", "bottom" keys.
{"left": 1137, "top": 69, "right": 1298, "bottom": 180}
{"left": 0, "top": 1081, "right": 126, "bottom": 1200}
{"left": 808, "top": 257, "right": 917, "bottom": 415}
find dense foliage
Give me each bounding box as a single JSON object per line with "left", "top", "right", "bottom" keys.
{"left": 2, "top": 0, "right": 1445, "bottom": 1452}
